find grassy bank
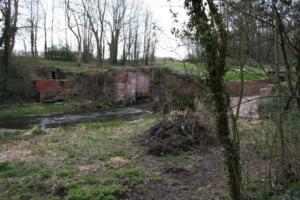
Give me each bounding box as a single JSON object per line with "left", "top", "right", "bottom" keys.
{"left": 0, "top": 112, "right": 299, "bottom": 199}
{"left": 0, "top": 116, "right": 164, "bottom": 200}
{"left": 0, "top": 102, "right": 80, "bottom": 121}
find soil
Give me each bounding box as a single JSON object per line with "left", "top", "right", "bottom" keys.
{"left": 125, "top": 143, "right": 269, "bottom": 200}
{"left": 231, "top": 96, "right": 260, "bottom": 119}
{"left": 125, "top": 148, "right": 227, "bottom": 200}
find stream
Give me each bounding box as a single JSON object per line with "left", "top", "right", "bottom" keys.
{"left": 0, "top": 104, "right": 152, "bottom": 130}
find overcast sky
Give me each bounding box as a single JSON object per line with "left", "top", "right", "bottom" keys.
{"left": 15, "top": 0, "right": 188, "bottom": 59}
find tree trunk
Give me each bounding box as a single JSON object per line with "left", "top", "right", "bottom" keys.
{"left": 2, "top": 0, "right": 12, "bottom": 91}
{"left": 185, "top": 1, "right": 242, "bottom": 199}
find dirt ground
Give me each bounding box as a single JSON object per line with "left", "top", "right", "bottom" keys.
{"left": 231, "top": 96, "right": 260, "bottom": 119}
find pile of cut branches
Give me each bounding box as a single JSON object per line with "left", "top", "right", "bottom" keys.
{"left": 139, "top": 111, "right": 217, "bottom": 155}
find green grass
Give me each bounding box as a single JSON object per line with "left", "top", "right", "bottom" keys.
{"left": 0, "top": 116, "right": 163, "bottom": 200}
{"left": 154, "top": 61, "right": 199, "bottom": 72}
{"left": 0, "top": 102, "right": 79, "bottom": 120}
{"left": 155, "top": 61, "right": 267, "bottom": 81}
{"left": 0, "top": 161, "right": 45, "bottom": 178}
{"left": 225, "top": 67, "right": 267, "bottom": 81}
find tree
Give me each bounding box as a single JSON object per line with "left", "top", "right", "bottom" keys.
{"left": 184, "top": 0, "right": 241, "bottom": 199}
{"left": 107, "top": 0, "right": 127, "bottom": 64}
{"left": 41, "top": 1, "right": 47, "bottom": 58}
{"left": 0, "top": 0, "right": 19, "bottom": 91}
{"left": 26, "top": 0, "right": 39, "bottom": 57}
{"left": 65, "top": 0, "right": 83, "bottom": 66}
{"left": 82, "top": 0, "right": 107, "bottom": 66}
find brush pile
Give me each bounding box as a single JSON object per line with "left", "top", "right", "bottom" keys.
{"left": 140, "top": 111, "right": 217, "bottom": 155}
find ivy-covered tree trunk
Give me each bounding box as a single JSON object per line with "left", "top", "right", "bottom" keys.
{"left": 184, "top": 0, "right": 241, "bottom": 199}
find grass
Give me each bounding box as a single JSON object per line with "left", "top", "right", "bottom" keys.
{"left": 154, "top": 61, "right": 199, "bottom": 73}
{"left": 37, "top": 59, "right": 107, "bottom": 75}
{"left": 0, "top": 116, "right": 163, "bottom": 200}
{"left": 13, "top": 56, "right": 267, "bottom": 81}
{"left": 155, "top": 61, "right": 267, "bottom": 81}
{"left": 225, "top": 66, "right": 267, "bottom": 81}
{"left": 0, "top": 161, "right": 46, "bottom": 178}
{"left": 0, "top": 102, "right": 79, "bottom": 120}
{"left": 37, "top": 58, "right": 129, "bottom": 75}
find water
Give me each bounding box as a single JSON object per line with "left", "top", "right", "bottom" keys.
{"left": 0, "top": 105, "right": 152, "bottom": 130}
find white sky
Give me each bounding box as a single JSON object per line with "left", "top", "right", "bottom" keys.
{"left": 15, "top": 0, "right": 188, "bottom": 59}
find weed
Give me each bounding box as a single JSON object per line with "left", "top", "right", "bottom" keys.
{"left": 32, "top": 127, "right": 47, "bottom": 136}
{"left": 282, "top": 183, "right": 300, "bottom": 200}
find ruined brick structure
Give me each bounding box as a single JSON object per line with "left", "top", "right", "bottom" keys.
{"left": 35, "top": 67, "right": 151, "bottom": 104}
{"left": 104, "top": 67, "right": 151, "bottom": 103}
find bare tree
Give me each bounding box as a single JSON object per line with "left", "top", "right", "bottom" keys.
{"left": 82, "top": 0, "right": 107, "bottom": 66}
{"left": 65, "top": 0, "right": 83, "bottom": 66}
{"left": 41, "top": 1, "right": 47, "bottom": 58}
{"left": 26, "top": 0, "right": 39, "bottom": 57}
{"left": 107, "top": 0, "right": 127, "bottom": 64}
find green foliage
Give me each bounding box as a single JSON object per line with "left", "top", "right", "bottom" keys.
{"left": 45, "top": 45, "right": 76, "bottom": 62}
{"left": 282, "top": 183, "right": 300, "bottom": 200}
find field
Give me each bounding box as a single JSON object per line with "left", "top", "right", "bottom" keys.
{"left": 1, "top": 106, "right": 299, "bottom": 199}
